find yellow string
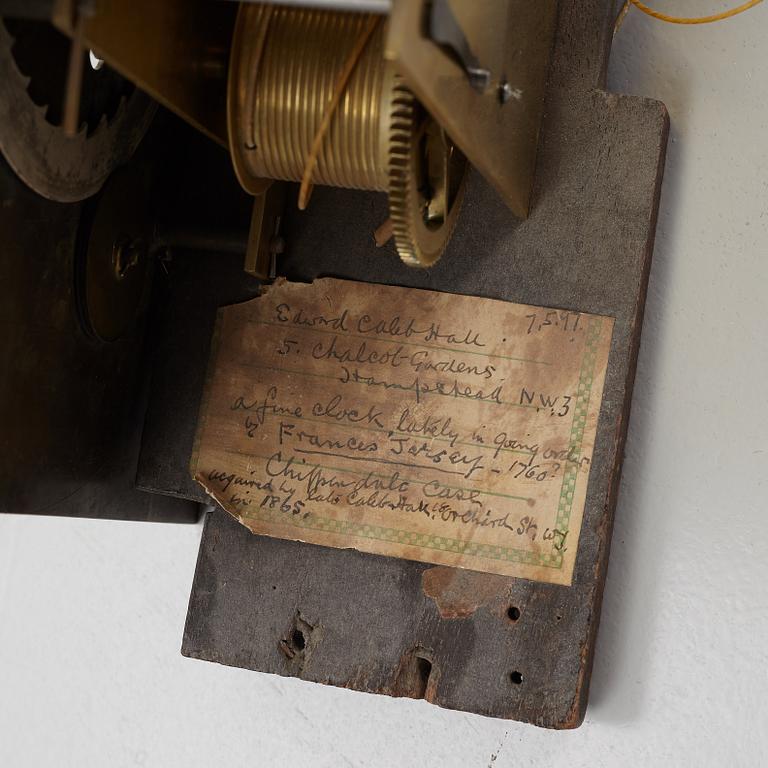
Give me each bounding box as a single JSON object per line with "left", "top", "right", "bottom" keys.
{"left": 298, "top": 16, "right": 380, "bottom": 210}
{"left": 627, "top": 0, "right": 762, "bottom": 24}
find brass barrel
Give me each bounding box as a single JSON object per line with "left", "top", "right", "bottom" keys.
{"left": 228, "top": 5, "right": 394, "bottom": 194}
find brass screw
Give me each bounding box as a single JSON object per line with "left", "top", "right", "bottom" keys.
{"left": 112, "top": 235, "right": 145, "bottom": 280}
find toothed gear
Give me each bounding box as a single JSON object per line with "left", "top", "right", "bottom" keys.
{"left": 0, "top": 18, "right": 155, "bottom": 202}
{"left": 387, "top": 76, "right": 467, "bottom": 268}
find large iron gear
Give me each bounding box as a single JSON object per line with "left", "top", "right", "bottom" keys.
{"left": 0, "top": 18, "right": 155, "bottom": 203}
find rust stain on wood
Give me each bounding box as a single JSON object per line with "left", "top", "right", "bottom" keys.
{"left": 422, "top": 566, "right": 511, "bottom": 618}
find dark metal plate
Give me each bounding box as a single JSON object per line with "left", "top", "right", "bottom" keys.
{"left": 0, "top": 148, "right": 196, "bottom": 523}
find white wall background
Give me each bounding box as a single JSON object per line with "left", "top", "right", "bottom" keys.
{"left": 2, "top": 3, "right": 767, "bottom": 765}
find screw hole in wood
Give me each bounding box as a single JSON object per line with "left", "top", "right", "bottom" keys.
{"left": 291, "top": 628, "right": 306, "bottom": 651}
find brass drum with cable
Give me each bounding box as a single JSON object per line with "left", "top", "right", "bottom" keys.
{"left": 227, "top": 4, "right": 467, "bottom": 267}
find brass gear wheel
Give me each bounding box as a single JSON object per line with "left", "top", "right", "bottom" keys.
{"left": 387, "top": 77, "right": 467, "bottom": 268}
{"left": 227, "top": 6, "right": 467, "bottom": 269}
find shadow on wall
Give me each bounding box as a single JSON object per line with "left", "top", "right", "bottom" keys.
{"left": 588, "top": 15, "right": 687, "bottom": 723}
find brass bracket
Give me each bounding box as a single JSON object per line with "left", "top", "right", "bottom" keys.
{"left": 244, "top": 183, "right": 287, "bottom": 280}
{"left": 53, "top": 0, "right": 235, "bottom": 146}
{"left": 385, "top": 0, "right": 558, "bottom": 218}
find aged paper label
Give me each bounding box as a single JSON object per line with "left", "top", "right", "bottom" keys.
{"left": 192, "top": 278, "right": 613, "bottom": 585}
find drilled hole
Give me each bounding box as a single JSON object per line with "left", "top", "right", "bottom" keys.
{"left": 291, "top": 628, "right": 306, "bottom": 651}
{"left": 507, "top": 606, "right": 521, "bottom": 622}
{"left": 510, "top": 671, "right": 523, "bottom": 685}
